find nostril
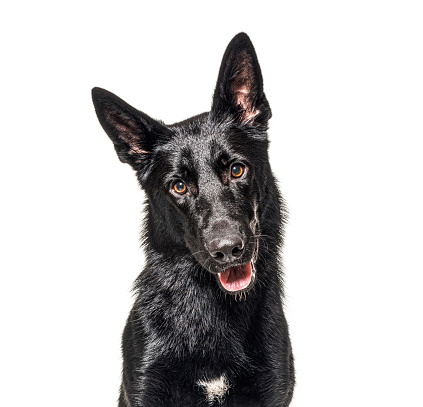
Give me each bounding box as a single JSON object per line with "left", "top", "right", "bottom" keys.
{"left": 208, "top": 235, "right": 245, "bottom": 264}
{"left": 232, "top": 245, "right": 244, "bottom": 258}
{"left": 213, "top": 251, "right": 225, "bottom": 260}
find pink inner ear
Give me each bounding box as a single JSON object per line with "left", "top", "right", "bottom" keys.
{"left": 115, "top": 123, "right": 149, "bottom": 154}
{"left": 235, "top": 87, "right": 250, "bottom": 108}
{"left": 231, "top": 51, "right": 260, "bottom": 123}
{"left": 107, "top": 112, "right": 150, "bottom": 155}
{"left": 234, "top": 88, "right": 261, "bottom": 122}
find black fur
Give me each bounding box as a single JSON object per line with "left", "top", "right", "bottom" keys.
{"left": 92, "top": 33, "right": 294, "bottom": 407}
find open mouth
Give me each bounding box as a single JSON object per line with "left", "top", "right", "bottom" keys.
{"left": 217, "top": 262, "right": 255, "bottom": 293}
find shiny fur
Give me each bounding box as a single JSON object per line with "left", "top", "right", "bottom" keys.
{"left": 92, "top": 33, "right": 294, "bottom": 407}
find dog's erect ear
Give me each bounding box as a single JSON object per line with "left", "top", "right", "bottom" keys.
{"left": 92, "top": 87, "right": 168, "bottom": 168}
{"left": 212, "top": 33, "right": 271, "bottom": 125}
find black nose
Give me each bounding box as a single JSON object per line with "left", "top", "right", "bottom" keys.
{"left": 208, "top": 235, "right": 244, "bottom": 264}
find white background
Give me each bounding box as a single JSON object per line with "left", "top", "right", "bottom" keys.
{"left": 1, "top": 1, "right": 422, "bottom": 406}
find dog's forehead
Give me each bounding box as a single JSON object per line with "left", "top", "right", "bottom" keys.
{"left": 165, "top": 118, "right": 230, "bottom": 169}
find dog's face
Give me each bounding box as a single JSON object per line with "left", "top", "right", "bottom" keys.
{"left": 156, "top": 118, "right": 269, "bottom": 294}
{"left": 92, "top": 33, "right": 272, "bottom": 295}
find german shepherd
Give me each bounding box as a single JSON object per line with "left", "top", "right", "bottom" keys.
{"left": 92, "top": 32, "right": 294, "bottom": 407}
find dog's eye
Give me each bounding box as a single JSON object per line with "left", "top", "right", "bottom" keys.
{"left": 173, "top": 181, "right": 187, "bottom": 195}
{"left": 231, "top": 164, "right": 245, "bottom": 179}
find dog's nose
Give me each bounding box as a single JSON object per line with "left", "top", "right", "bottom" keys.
{"left": 208, "top": 235, "right": 244, "bottom": 264}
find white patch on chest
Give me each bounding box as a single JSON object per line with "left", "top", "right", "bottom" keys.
{"left": 197, "top": 374, "right": 230, "bottom": 405}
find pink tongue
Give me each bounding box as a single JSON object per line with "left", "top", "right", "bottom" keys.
{"left": 219, "top": 263, "right": 252, "bottom": 292}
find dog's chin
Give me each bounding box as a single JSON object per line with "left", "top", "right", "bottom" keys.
{"left": 216, "top": 262, "right": 256, "bottom": 295}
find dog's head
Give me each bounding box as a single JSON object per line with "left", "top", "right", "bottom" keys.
{"left": 92, "top": 33, "right": 273, "bottom": 295}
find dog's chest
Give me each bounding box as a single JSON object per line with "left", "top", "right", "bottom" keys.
{"left": 197, "top": 374, "right": 230, "bottom": 404}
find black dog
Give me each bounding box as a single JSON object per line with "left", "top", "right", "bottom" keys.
{"left": 92, "top": 33, "right": 294, "bottom": 407}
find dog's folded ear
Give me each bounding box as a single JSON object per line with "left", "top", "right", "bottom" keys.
{"left": 212, "top": 33, "right": 271, "bottom": 126}
{"left": 92, "top": 87, "right": 168, "bottom": 168}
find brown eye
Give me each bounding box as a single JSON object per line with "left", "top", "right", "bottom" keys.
{"left": 231, "top": 164, "right": 245, "bottom": 178}
{"left": 173, "top": 181, "right": 187, "bottom": 195}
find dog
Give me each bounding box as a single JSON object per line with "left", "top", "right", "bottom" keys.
{"left": 92, "top": 32, "right": 294, "bottom": 407}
